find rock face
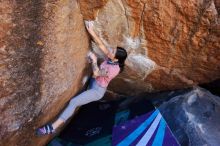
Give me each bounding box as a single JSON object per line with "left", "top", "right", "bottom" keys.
{"left": 0, "top": 0, "right": 90, "bottom": 146}
{"left": 0, "top": 0, "right": 220, "bottom": 146}
{"left": 79, "top": 0, "right": 220, "bottom": 95}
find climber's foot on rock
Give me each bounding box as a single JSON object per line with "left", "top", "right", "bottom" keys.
{"left": 35, "top": 123, "right": 55, "bottom": 136}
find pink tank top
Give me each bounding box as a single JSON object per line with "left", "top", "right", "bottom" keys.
{"left": 96, "top": 60, "right": 120, "bottom": 88}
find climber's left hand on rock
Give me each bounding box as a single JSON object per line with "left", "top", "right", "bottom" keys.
{"left": 88, "top": 52, "right": 97, "bottom": 63}
{"left": 85, "top": 21, "right": 95, "bottom": 35}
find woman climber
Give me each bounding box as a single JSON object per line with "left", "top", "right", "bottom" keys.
{"left": 36, "top": 21, "right": 127, "bottom": 136}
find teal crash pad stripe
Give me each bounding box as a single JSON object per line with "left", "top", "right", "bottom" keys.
{"left": 152, "top": 118, "right": 166, "bottom": 146}
{"left": 114, "top": 110, "right": 130, "bottom": 125}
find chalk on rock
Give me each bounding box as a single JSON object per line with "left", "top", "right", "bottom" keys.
{"left": 82, "top": 76, "right": 89, "bottom": 86}
{"left": 84, "top": 20, "right": 94, "bottom": 28}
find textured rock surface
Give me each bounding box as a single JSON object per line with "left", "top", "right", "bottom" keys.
{"left": 0, "top": 0, "right": 220, "bottom": 146}
{"left": 80, "top": 0, "right": 220, "bottom": 95}
{"left": 0, "top": 0, "right": 89, "bottom": 146}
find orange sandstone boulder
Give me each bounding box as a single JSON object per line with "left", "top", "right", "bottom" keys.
{"left": 0, "top": 0, "right": 220, "bottom": 146}
{"left": 80, "top": 0, "right": 220, "bottom": 95}
{"left": 0, "top": 0, "right": 90, "bottom": 146}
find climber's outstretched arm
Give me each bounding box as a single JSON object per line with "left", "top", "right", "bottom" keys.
{"left": 86, "top": 21, "right": 114, "bottom": 60}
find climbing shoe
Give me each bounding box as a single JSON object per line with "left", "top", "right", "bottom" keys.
{"left": 35, "top": 123, "right": 55, "bottom": 136}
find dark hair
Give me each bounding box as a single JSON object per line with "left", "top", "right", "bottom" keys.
{"left": 115, "top": 47, "right": 127, "bottom": 73}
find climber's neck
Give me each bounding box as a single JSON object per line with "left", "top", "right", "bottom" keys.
{"left": 109, "top": 57, "right": 118, "bottom": 62}
{"left": 107, "top": 58, "right": 119, "bottom": 65}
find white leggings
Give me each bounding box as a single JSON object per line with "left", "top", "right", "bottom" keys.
{"left": 59, "top": 78, "right": 106, "bottom": 122}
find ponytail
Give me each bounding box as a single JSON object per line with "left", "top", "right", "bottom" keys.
{"left": 115, "top": 47, "right": 127, "bottom": 73}
{"left": 118, "top": 58, "right": 125, "bottom": 73}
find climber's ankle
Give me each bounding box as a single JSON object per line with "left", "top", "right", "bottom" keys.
{"left": 52, "top": 118, "right": 65, "bottom": 130}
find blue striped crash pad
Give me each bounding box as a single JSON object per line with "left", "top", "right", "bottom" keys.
{"left": 112, "top": 109, "right": 179, "bottom": 146}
